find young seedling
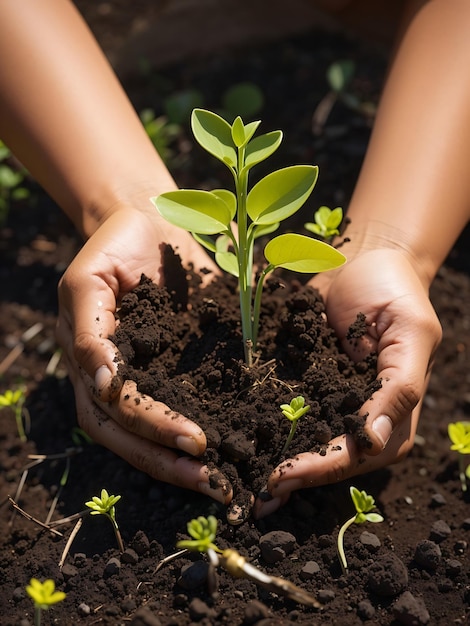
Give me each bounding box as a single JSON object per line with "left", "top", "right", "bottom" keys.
{"left": 304, "top": 206, "right": 343, "bottom": 241}
{"left": 85, "top": 488, "right": 124, "bottom": 553}
{"left": 279, "top": 395, "right": 310, "bottom": 457}
{"left": 448, "top": 421, "right": 470, "bottom": 491}
{"left": 26, "top": 578, "right": 66, "bottom": 626}
{"left": 337, "top": 486, "right": 383, "bottom": 574}
{"left": 0, "top": 386, "right": 28, "bottom": 442}
{"left": 152, "top": 108, "right": 346, "bottom": 366}
{"left": 176, "top": 515, "right": 321, "bottom": 608}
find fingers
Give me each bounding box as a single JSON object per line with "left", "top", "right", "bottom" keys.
{"left": 254, "top": 417, "right": 415, "bottom": 518}
{"left": 68, "top": 360, "right": 232, "bottom": 504}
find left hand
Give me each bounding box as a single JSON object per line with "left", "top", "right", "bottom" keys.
{"left": 254, "top": 248, "right": 442, "bottom": 517}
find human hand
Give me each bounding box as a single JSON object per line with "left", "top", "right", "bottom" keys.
{"left": 56, "top": 206, "right": 232, "bottom": 505}
{"left": 254, "top": 248, "right": 442, "bottom": 517}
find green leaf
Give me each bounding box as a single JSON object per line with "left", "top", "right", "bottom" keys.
{"left": 365, "top": 513, "right": 384, "bottom": 523}
{"left": 191, "top": 109, "right": 236, "bottom": 168}
{"left": 192, "top": 232, "right": 217, "bottom": 253}
{"left": 0, "top": 165, "right": 22, "bottom": 188}
{"left": 244, "top": 131, "right": 282, "bottom": 170}
{"left": 247, "top": 165, "right": 318, "bottom": 225}
{"left": 222, "top": 82, "right": 264, "bottom": 119}
{"left": 215, "top": 234, "right": 239, "bottom": 276}
{"left": 264, "top": 233, "right": 346, "bottom": 273}
{"left": 152, "top": 190, "right": 232, "bottom": 234}
{"left": 212, "top": 189, "right": 237, "bottom": 221}
{"left": 252, "top": 222, "right": 280, "bottom": 240}
{"left": 231, "top": 116, "right": 246, "bottom": 148}
{"left": 327, "top": 60, "right": 355, "bottom": 93}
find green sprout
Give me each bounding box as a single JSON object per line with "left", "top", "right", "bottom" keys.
{"left": 279, "top": 395, "right": 310, "bottom": 457}
{"left": 152, "top": 108, "right": 346, "bottom": 366}
{"left": 337, "top": 486, "right": 384, "bottom": 574}
{"left": 304, "top": 206, "right": 343, "bottom": 241}
{"left": 0, "top": 386, "right": 27, "bottom": 442}
{"left": 448, "top": 421, "right": 470, "bottom": 491}
{"left": 85, "top": 488, "right": 124, "bottom": 552}
{"left": 26, "top": 578, "right": 66, "bottom": 626}
{"left": 176, "top": 514, "right": 221, "bottom": 553}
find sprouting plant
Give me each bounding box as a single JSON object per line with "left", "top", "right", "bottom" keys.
{"left": 85, "top": 488, "right": 124, "bottom": 552}
{"left": 304, "top": 206, "right": 343, "bottom": 241}
{"left": 152, "top": 108, "right": 346, "bottom": 365}
{"left": 0, "top": 139, "right": 30, "bottom": 225}
{"left": 337, "top": 486, "right": 384, "bottom": 574}
{"left": 448, "top": 421, "right": 470, "bottom": 492}
{"left": 175, "top": 515, "right": 321, "bottom": 607}
{"left": 26, "top": 578, "right": 66, "bottom": 626}
{"left": 279, "top": 395, "right": 310, "bottom": 457}
{"left": 0, "top": 386, "right": 27, "bottom": 442}
{"left": 140, "top": 108, "right": 181, "bottom": 164}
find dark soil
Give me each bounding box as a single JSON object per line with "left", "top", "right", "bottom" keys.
{"left": 2, "top": 13, "right": 470, "bottom": 626}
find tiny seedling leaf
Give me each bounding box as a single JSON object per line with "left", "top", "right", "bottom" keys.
{"left": 247, "top": 165, "right": 318, "bottom": 225}
{"left": 244, "top": 131, "right": 283, "bottom": 170}
{"left": 191, "top": 109, "right": 237, "bottom": 168}
{"left": 153, "top": 189, "right": 232, "bottom": 234}
{"left": 264, "top": 233, "right": 346, "bottom": 273}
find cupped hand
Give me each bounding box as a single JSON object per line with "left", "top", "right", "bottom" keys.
{"left": 56, "top": 206, "right": 232, "bottom": 504}
{"left": 254, "top": 248, "right": 442, "bottom": 517}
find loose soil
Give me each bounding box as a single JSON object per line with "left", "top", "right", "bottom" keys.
{"left": 1, "top": 15, "right": 470, "bottom": 626}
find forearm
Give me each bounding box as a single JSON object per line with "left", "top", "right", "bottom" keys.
{"left": 343, "top": 0, "right": 470, "bottom": 287}
{"left": 0, "top": 0, "right": 175, "bottom": 238}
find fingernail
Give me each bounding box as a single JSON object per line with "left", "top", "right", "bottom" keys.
{"left": 95, "top": 365, "right": 112, "bottom": 394}
{"left": 176, "top": 435, "right": 201, "bottom": 457}
{"left": 271, "top": 477, "right": 303, "bottom": 497}
{"left": 197, "top": 481, "right": 229, "bottom": 504}
{"left": 372, "top": 415, "right": 393, "bottom": 449}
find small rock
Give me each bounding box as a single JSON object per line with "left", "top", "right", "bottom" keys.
{"left": 414, "top": 540, "right": 441, "bottom": 570}
{"left": 259, "top": 530, "right": 296, "bottom": 564}
{"left": 131, "top": 531, "right": 150, "bottom": 555}
{"left": 177, "top": 560, "right": 209, "bottom": 590}
{"left": 300, "top": 560, "right": 321, "bottom": 580}
{"left": 188, "top": 597, "right": 217, "bottom": 621}
{"left": 393, "top": 590, "right": 430, "bottom": 625}
{"left": 368, "top": 553, "right": 408, "bottom": 596}
{"left": 360, "top": 531, "right": 381, "bottom": 551}
{"left": 74, "top": 553, "right": 87, "bottom": 567}
{"left": 77, "top": 603, "right": 91, "bottom": 617}
{"left": 429, "top": 520, "right": 451, "bottom": 543}
{"left": 317, "top": 589, "right": 335, "bottom": 603}
{"left": 12, "top": 587, "right": 25, "bottom": 603}
{"left": 104, "top": 557, "right": 121, "bottom": 578}
{"left": 61, "top": 563, "right": 78, "bottom": 580}
{"left": 121, "top": 548, "right": 139, "bottom": 565}
{"left": 445, "top": 558, "right": 462, "bottom": 578}
{"left": 244, "top": 599, "right": 271, "bottom": 624}
{"left": 430, "top": 493, "right": 446, "bottom": 508}
{"left": 129, "top": 607, "right": 162, "bottom": 626}
{"left": 357, "top": 599, "right": 375, "bottom": 619}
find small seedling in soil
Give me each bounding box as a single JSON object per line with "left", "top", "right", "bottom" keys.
{"left": 152, "top": 108, "right": 346, "bottom": 365}
{"left": 85, "top": 488, "right": 124, "bottom": 552}
{"left": 337, "top": 486, "right": 384, "bottom": 574}
{"left": 448, "top": 421, "right": 470, "bottom": 491}
{"left": 279, "top": 395, "right": 310, "bottom": 457}
{"left": 0, "top": 386, "right": 28, "bottom": 441}
{"left": 25, "top": 578, "right": 66, "bottom": 626}
{"left": 176, "top": 515, "right": 321, "bottom": 608}
{"left": 304, "top": 206, "right": 343, "bottom": 241}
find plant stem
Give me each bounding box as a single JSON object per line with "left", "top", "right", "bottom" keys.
{"left": 459, "top": 456, "right": 468, "bottom": 492}
{"left": 34, "top": 606, "right": 42, "bottom": 626}
{"left": 280, "top": 420, "right": 298, "bottom": 457}
{"left": 108, "top": 515, "right": 124, "bottom": 553}
{"left": 337, "top": 516, "right": 356, "bottom": 574}
{"left": 252, "top": 265, "right": 274, "bottom": 352}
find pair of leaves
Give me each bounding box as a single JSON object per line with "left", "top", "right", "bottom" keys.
{"left": 350, "top": 486, "right": 384, "bottom": 524}
{"left": 26, "top": 578, "right": 66, "bottom": 609}
{"left": 176, "top": 515, "right": 219, "bottom": 553}
{"left": 448, "top": 421, "right": 470, "bottom": 454}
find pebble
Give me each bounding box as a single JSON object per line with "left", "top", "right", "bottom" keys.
{"left": 129, "top": 607, "right": 162, "bottom": 626}
{"left": 244, "top": 599, "right": 271, "bottom": 624}
{"left": 121, "top": 548, "right": 139, "bottom": 565}
{"left": 317, "top": 589, "right": 335, "bottom": 603}
{"left": 61, "top": 563, "right": 78, "bottom": 580}
{"left": 177, "top": 560, "right": 209, "bottom": 590}
{"left": 414, "top": 540, "right": 441, "bottom": 570}
{"left": 368, "top": 553, "right": 408, "bottom": 596}
{"left": 393, "top": 590, "right": 430, "bottom": 625}
{"left": 357, "top": 599, "right": 376, "bottom": 619}
{"left": 131, "top": 530, "right": 150, "bottom": 555}
{"left": 77, "top": 603, "right": 91, "bottom": 617}
{"left": 188, "top": 597, "right": 217, "bottom": 621}
{"left": 103, "top": 557, "right": 121, "bottom": 578}
{"left": 430, "top": 493, "right": 447, "bottom": 508}
{"left": 429, "top": 520, "right": 451, "bottom": 543}
{"left": 445, "top": 558, "right": 462, "bottom": 578}
{"left": 360, "top": 531, "right": 381, "bottom": 551}
{"left": 300, "top": 560, "right": 321, "bottom": 580}
{"left": 259, "top": 530, "right": 296, "bottom": 564}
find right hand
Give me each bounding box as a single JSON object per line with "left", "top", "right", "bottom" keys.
{"left": 56, "top": 205, "right": 233, "bottom": 505}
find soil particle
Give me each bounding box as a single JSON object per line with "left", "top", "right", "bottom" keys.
{"left": 429, "top": 519, "right": 451, "bottom": 543}
{"left": 414, "top": 540, "right": 442, "bottom": 570}
{"left": 393, "top": 590, "right": 431, "bottom": 626}
{"left": 259, "top": 530, "right": 297, "bottom": 564}
{"left": 367, "top": 553, "right": 409, "bottom": 596}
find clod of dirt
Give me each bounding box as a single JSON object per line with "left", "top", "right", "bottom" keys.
{"left": 414, "top": 540, "right": 442, "bottom": 570}
{"left": 259, "top": 530, "right": 297, "bottom": 563}
{"left": 367, "top": 553, "right": 408, "bottom": 596}
{"left": 393, "top": 591, "right": 430, "bottom": 626}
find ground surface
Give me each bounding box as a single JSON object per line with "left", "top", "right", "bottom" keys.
{"left": 1, "top": 9, "right": 470, "bottom": 626}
